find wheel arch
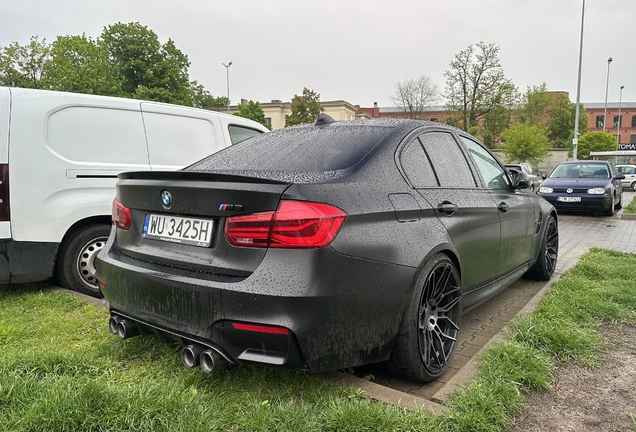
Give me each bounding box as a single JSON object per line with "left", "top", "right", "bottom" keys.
{"left": 56, "top": 216, "right": 112, "bottom": 265}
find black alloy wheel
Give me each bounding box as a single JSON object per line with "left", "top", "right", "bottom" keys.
{"left": 418, "top": 259, "right": 461, "bottom": 377}
{"left": 387, "top": 254, "right": 461, "bottom": 383}
{"left": 526, "top": 215, "right": 558, "bottom": 280}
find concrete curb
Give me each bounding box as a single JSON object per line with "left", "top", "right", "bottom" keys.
{"left": 320, "top": 371, "right": 447, "bottom": 415}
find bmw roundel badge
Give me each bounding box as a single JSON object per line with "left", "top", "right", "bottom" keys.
{"left": 161, "top": 190, "right": 172, "bottom": 208}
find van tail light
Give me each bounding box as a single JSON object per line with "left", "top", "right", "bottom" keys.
{"left": 112, "top": 198, "right": 131, "bottom": 230}
{"left": 0, "top": 164, "right": 9, "bottom": 222}
{"left": 225, "top": 200, "right": 347, "bottom": 248}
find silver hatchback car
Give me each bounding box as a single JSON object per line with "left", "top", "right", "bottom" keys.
{"left": 615, "top": 165, "right": 636, "bottom": 191}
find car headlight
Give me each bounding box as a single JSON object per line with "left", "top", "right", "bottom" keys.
{"left": 539, "top": 186, "right": 553, "bottom": 193}
{"left": 587, "top": 188, "right": 606, "bottom": 195}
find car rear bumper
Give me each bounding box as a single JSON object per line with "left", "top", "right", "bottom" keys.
{"left": 95, "top": 244, "right": 415, "bottom": 373}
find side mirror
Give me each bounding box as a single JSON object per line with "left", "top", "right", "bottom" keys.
{"left": 541, "top": 174, "right": 547, "bottom": 180}
{"left": 507, "top": 168, "right": 529, "bottom": 189}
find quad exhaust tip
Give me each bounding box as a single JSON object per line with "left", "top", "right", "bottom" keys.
{"left": 108, "top": 315, "right": 139, "bottom": 340}
{"left": 109, "top": 315, "right": 229, "bottom": 373}
{"left": 200, "top": 348, "right": 229, "bottom": 374}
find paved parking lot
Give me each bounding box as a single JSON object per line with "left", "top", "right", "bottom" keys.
{"left": 324, "top": 191, "right": 636, "bottom": 411}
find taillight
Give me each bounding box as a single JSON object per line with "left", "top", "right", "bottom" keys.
{"left": 225, "top": 200, "right": 347, "bottom": 248}
{"left": 112, "top": 198, "right": 131, "bottom": 230}
{"left": 0, "top": 164, "right": 9, "bottom": 222}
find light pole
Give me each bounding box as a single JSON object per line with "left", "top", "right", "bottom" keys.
{"left": 572, "top": 0, "right": 585, "bottom": 160}
{"left": 222, "top": 62, "right": 232, "bottom": 113}
{"left": 603, "top": 57, "right": 612, "bottom": 131}
{"left": 617, "top": 85, "right": 624, "bottom": 144}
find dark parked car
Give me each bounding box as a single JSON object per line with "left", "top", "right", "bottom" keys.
{"left": 96, "top": 115, "right": 558, "bottom": 383}
{"left": 538, "top": 160, "right": 624, "bottom": 216}
{"left": 504, "top": 163, "right": 545, "bottom": 192}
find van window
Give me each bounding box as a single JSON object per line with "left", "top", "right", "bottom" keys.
{"left": 228, "top": 125, "right": 263, "bottom": 145}
{"left": 47, "top": 107, "right": 148, "bottom": 164}
{"left": 143, "top": 113, "right": 218, "bottom": 169}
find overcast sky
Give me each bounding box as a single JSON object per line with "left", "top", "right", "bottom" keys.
{"left": 2, "top": 0, "right": 634, "bottom": 107}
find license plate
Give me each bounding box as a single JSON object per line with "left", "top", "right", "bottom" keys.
{"left": 557, "top": 196, "right": 582, "bottom": 203}
{"left": 142, "top": 214, "right": 213, "bottom": 247}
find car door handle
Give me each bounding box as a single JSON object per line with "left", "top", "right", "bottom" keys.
{"left": 497, "top": 202, "right": 509, "bottom": 213}
{"left": 438, "top": 201, "right": 459, "bottom": 216}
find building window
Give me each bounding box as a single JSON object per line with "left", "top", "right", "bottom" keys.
{"left": 630, "top": 135, "right": 636, "bottom": 144}
{"left": 265, "top": 117, "right": 272, "bottom": 126}
{"left": 613, "top": 115, "right": 622, "bottom": 128}
{"left": 596, "top": 115, "right": 604, "bottom": 128}
{"left": 632, "top": 115, "right": 636, "bottom": 128}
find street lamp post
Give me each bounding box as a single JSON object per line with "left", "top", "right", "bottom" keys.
{"left": 572, "top": 0, "right": 586, "bottom": 160}
{"left": 222, "top": 62, "right": 232, "bottom": 113}
{"left": 617, "top": 85, "right": 624, "bottom": 144}
{"left": 603, "top": 57, "right": 613, "bottom": 131}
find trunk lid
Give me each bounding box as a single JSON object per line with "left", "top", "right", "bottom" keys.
{"left": 112, "top": 171, "right": 291, "bottom": 277}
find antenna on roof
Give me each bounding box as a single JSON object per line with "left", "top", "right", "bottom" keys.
{"left": 315, "top": 113, "right": 336, "bottom": 126}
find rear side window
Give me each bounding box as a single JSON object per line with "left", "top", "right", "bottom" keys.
{"left": 228, "top": 125, "right": 263, "bottom": 145}
{"left": 418, "top": 132, "right": 476, "bottom": 188}
{"left": 400, "top": 139, "right": 437, "bottom": 187}
{"left": 189, "top": 125, "right": 393, "bottom": 172}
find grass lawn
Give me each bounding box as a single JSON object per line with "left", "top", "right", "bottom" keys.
{"left": 1, "top": 248, "right": 635, "bottom": 431}
{"left": 623, "top": 194, "right": 636, "bottom": 214}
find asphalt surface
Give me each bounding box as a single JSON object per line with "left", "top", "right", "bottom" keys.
{"left": 43, "top": 192, "right": 636, "bottom": 412}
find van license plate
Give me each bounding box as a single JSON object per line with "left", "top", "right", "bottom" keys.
{"left": 557, "top": 196, "right": 582, "bottom": 203}
{"left": 142, "top": 214, "right": 213, "bottom": 247}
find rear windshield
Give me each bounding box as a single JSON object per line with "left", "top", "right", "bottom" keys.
{"left": 550, "top": 163, "right": 610, "bottom": 179}
{"left": 187, "top": 124, "right": 393, "bottom": 173}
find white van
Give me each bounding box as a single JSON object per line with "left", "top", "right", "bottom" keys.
{"left": 0, "top": 87, "right": 268, "bottom": 295}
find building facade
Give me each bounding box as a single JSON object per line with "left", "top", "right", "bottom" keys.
{"left": 584, "top": 102, "right": 636, "bottom": 147}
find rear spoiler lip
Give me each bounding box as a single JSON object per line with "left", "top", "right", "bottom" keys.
{"left": 118, "top": 170, "right": 292, "bottom": 186}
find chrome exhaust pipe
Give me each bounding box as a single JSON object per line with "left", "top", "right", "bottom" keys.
{"left": 115, "top": 317, "right": 139, "bottom": 340}
{"left": 200, "top": 349, "right": 229, "bottom": 374}
{"left": 181, "top": 344, "right": 204, "bottom": 369}
{"left": 108, "top": 316, "right": 120, "bottom": 335}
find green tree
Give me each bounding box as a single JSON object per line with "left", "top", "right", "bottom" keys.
{"left": 101, "top": 22, "right": 191, "bottom": 104}
{"left": 236, "top": 100, "right": 270, "bottom": 130}
{"left": 548, "top": 97, "right": 588, "bottom": 148}
{"left": 0, "top": 36, "right": 50, "bottom": 88}
{"left": 391, "top": 74, "right": 439, "bottom": 119}
{"left": 285, "top": 88, "right": 324, "bottom": 127}
{"left": 520, "top": 83, "right": 551, "bottom": 126}
{"left": 444, "top": 42, "right": 517, "bottom": 132}
{"left": 45, "top": 34, "right": 121, "bottom": 96}
{"left": 189, "top": 81, "right": 227, "bottom": 108}
{"left": 502, "top": 123, "right": 550, "bottom": 165}
{"left": 574, "top": 131, "right": 617, "bottom": 160}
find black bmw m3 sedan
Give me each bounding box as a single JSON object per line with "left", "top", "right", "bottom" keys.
{"left": 95, "top": 114, "right": 558, "bottom": 383}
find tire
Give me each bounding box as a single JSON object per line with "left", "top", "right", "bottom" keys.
{"left": 615, "top": 193, "right": 623, "bottom": 210}
{"left": 386, "top": 254, "right": 462, "bottom": 383}
{"left": 632, "top": 182, "right": 636, "bottom": 192}
{"left": 604, "top": 194, "right": 615, "bottom": 216}
{"left": 56, "top": 224, "right": 111, "bottom": 297}
{"left": 526, "top": 215, "right": 558, "bottom": 281}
